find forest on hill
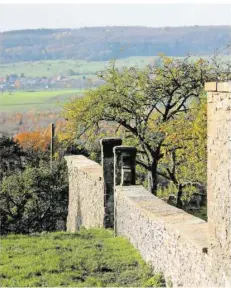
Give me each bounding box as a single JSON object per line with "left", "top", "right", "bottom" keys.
{"left": 1, "top": 26, "right": 231, "bottom": 63}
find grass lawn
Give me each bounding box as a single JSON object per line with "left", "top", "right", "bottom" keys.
{"left": 0, "top": 89, "right": 83, "bottom": 113}
{"left": 0, "top": 229, "right": 165, "bottom": 287}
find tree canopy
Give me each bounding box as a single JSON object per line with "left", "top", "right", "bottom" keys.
{"left": 1, "top": 26, "right": 230, "bottom": 63}
{"left": 62, "top": 55, "right": 231, "bottom": 208}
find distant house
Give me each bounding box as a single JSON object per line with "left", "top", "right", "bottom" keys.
{"left": 52, "top": 75, "right": 63, "bottom": 82}
{"left": 14, "top": 79, "right": 21, "bottom": 89}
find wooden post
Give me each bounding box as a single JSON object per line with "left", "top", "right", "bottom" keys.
{"left": 50, "top": 123, "right": 55, "bottom": 170}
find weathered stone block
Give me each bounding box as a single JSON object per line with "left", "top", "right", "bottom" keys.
{"left": 217, "top": 82, "right": 231, "bottom": 92}
{"left": 113, "top": 146, "right": 137, "bottom": 186}
{"left": 204, "top": 82, "right": 217, "bottom": 92}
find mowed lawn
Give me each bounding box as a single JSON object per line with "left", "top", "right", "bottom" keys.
{"left": 0, "top": 229, "right": 165, "bottom": 287}
{"left": 0, "top": 90, "right": 83, "bottom": 112}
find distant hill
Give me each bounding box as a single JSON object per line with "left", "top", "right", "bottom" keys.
{"left": 0, "top": 26, "right": 231, "bottom": 63}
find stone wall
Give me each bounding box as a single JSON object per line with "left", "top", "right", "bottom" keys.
{"left": 65, "top": 82, "right": 231, "bottom": 287}
{"left": 65, "top": 155, "right": 104, "bottom": 231}
{"left": 114, "top": 82, "right": 231, "bottom": 287}
{"left": 115, "top": 186, "right": 212, "bottom": 286}
{"left": 206, "top": 82, "right": 231, "bottom": 284}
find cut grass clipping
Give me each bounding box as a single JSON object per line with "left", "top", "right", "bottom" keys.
{"left": 0, "top": 228, "right": 165, "bottom": 287}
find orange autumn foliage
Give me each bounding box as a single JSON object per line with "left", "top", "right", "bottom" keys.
{"left": 15, "top": 128, "right": 51, "bottom": 151}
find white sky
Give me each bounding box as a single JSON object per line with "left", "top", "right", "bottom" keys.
{"left": 0, "top": 2, "right": 231, "bottom": 31}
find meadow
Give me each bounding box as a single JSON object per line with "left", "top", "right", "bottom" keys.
{"left": 1, "top": 55, "right": 228, "bottom": 79}
{"left": 0, "top": 229, "right": 164, "bottom": 287}
{"left": 0, "top": 89, "right": 83, "bottom": 113}
{"left": 0, "top": 57, "right": 157, "bottom": 78}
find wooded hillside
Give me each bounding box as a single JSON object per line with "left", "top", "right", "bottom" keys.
{"left": 1, "top": 26, "right": 230, "bottom": 63}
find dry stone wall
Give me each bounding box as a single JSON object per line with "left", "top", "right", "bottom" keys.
{"left": 65, "top": 155, "right": 104, "bottom": 231}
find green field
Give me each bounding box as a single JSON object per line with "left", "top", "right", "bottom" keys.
{"left": 0, "top": 57, "right": 157, "bottom": 78}
{"left": 0, "top": 229, "right": 164, "bottom": 287}
{"left": 0, "top": 89, "right": 83, "bottom": 113}
{"left": 1, "top": 55, "right": 228, "bottom": 79}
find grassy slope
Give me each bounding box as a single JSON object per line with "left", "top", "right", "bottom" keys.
{"left": 0, "top": 229, "right": 164, "bottom": 287}
{"left": 0, "top": 57, "right": 157, "bottom": 78}
{"left": 0, "top": 90, "right": 83, "bottom": 112}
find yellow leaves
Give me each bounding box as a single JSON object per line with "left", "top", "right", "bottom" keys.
{"left": 56, "top": 120, "right": 72, "bottom": 144}
{"left": 197, "top": 58, "right": 205, "bottom": 65}
{"left": 15, "top": 128, "right": 51, "bottom": 151}
{"left": 163, "top": 57, "right": 173, "bottom": 66}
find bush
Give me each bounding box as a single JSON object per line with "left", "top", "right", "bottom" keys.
{"left": 0, "top": 160, "right": 68, "bottom": 235}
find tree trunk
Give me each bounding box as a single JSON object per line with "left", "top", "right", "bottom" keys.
{"left": 176, "top": 184, "right": 183, "bottom": 208}
{"left": 148, "top": 160, "right": 158, "bottom": 195}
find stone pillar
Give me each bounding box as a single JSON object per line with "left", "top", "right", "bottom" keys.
{"left": 206, "top": 82, "right": 231, "bottom": 282}
{"left": 114, "top": 146, "right": 137, "bottom": 236}
{"left": 114, "top": 146, "right": 137, "bottom": 186}
{"left": 100, "top": 138, "right": 122, "bottom": 228}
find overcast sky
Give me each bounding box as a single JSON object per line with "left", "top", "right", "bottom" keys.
{"left": 0, "top": 3, "right": 231, "bottom": 32}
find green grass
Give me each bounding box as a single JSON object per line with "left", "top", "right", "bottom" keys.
{"left": 0, "top": 89, "right": 83, "bottom": 112}
{"left": 0, "top": 57, "right": 157, "bottom": 78}
{"left": 1, "top": 55, "right": 228, "bottom": 79}
{"left": 0, "top": 229, "right": 165, "bottom": 287}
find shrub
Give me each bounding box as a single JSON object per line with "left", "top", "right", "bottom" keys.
{"left": 0, "top": 160, "right": 68, "bottom": 235}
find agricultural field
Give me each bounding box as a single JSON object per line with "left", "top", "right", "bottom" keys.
{"left": 0, "top": 229, "right": 165, "bottom": 287}
{"left": 0, "top": 57, "right": 157, "bottom": 78}
{"left": 1, "top": 55, "right": 227, "bottom": 79}
{"left": 0, "top": 89, "right": 83, "bottom": 113}
{"left": 0, "top": 89, "right": 84, "bottom": 136}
